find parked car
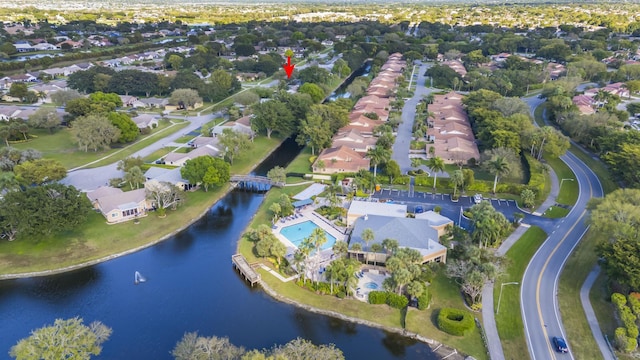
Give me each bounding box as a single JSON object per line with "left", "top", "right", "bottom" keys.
{"left": 552, "top": 337, "right": 568, "bottom": 353}
{"left": 473, "top": 193, "right": 483, "bottom": 204}
{"left": 415, "top": 206, "right": 424, "bottom": 214}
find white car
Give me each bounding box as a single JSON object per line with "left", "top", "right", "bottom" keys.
{"left": 474, "top": 194, "right": 483, "bottom": 204}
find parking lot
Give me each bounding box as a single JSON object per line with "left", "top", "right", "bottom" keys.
{"left": 372, "top": 188, "right": 556, "bottom": 231}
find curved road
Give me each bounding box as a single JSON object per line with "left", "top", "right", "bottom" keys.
{"left": 521, "top": 126, "right": 605, "bottom": 358}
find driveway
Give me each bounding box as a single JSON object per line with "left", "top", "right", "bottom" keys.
{"left": 61, "top": 112, "right": 221, "bottom": 191}
{"left": 391, "top": 61, "right": 439, "bottom": 174}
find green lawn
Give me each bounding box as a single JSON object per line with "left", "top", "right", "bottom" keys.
{"left": 286, "top": 146, "right": 313, "bottom": 174}
{"left": 494, "top": 226, "right": 547, "bottom": 360}
{"left": 542, "top": 206, "right": 570, "bottom": 218}
{"left": 544, "top": 155, "right": 578, "bottom": 206}
{"left": 12, "top": 119, "right": 188, "bottom": 170}
{"left": 558, "top": 230, "right": 606, "bottom": 360}
{"left": 0, "top": 135, "right": 285, "bottom": 276}
{"left": 405, "top": 274, "right": 488, "bottom": 359}
{"left": 142, "top": 147, "right": 176, "bottom": 163}
{"left": 238, "top": 163, "right": 489, "bottom": 358}
{"left": 568, "top": 144, "right": 617, "bottom": 195}
{"left": 174, "top": 134, "right": 197, "bottom": 143}
{"left": 0, "top": 187, "right": 229, "bottom": 275}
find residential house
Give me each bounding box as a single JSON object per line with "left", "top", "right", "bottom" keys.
{"left": 14, "top": 43, "right": 34, "bottom": 52}
{"left": 0, "top": 106, "right": 21, "bottom": 120}
{"left": 442, "top": 59, "right": 467, "bottom": 77}
{"left": 164, "top": 144, "right": 221, "bottom": 167}
{"left": 350, "top": 103, "right": 389, "bottom": 122}
{"left": 138, "top": 97, "right": 169, "bottom": 109}
{"left": 132, "top": 114, "right": 160, "bottom": 129}
{"left": 119, "top": 95, "right": 139, "bottom": 107}
{"left": 189, "top": 136, "right": 219, "bottom": 148}
{"left": 86, "top": 187, "right": 149, "bottom": 223}
{"left": 584, "top": 82, "right": 630, "bottom": 99}
{"left": 212, "top": 115, "right": 254, "bottom": 137}
{"left": 56, "top": 39, "right": 82, "bottom": 49}
{"left": 312, "top": 146, "right": 370, "bottom": 174}
{"left": 432, "top": 137, "right": 480, "bottom": 164}
{"left": 235, "top": 72, "right": 262, "bottom": 82}
{"left": 164, "top": 100, "right": 203, "bottom": 112}
{"left": 572, "top": 95, "right": 596, "bottom": 115}
{"left": 331, "top": 129, "right": 377, "bottom": 154}
{"left": 32, "top": 42, "right": 57, "bottom": 51}
{"left": 143, "top": 167, "right": 192, "bottom": 190}
{"left": 349, "top": 214, "right": 448, "bottom": 264}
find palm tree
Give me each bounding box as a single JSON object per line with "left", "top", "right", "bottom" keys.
{"left": 427, "top": 156, "right": 445, "bottom": 189}
{"left": 370, "top": 243, "right": 382, "bottom": 266}
{"left": 451, "top": 169, "right": 464, "bottom": 199}
{"left": 366, "top": 146, "right": 391, "bottom": 179}
{"left": 309, "top": 227, "right": 328, "bottom": 255}
{"left": 381, "top": 238, "right": 399, "bottom": 257}
{"left": 332, "top": 241, "right": 348, "bottom": 258}
{"left": 486, "top": 156, "right": 510, "bottom": 194}
{"left": 361, "top": 228, "right": 375, "bottom": 264}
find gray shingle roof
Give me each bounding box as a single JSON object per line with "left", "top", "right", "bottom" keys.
{"left": 350, "top": 215, "right": 439, "bottom": 251}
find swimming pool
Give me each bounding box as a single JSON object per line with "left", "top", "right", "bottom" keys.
{"left": 280, "top": 221, "right": 337, "bottom": 250}
{"left": 364, "top": 282, "right": 379, "bottom": 290}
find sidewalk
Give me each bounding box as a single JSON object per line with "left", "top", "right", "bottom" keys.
{"left": 581, "top": 265, "right": 616, "bottom": 360}
{"left": 532, "top": 165, "right": 560, "bottom": 216}
{"left": 481, "top": 223, "right": 531, "bottom": 360}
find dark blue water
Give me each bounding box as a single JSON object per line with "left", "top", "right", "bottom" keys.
{"left": 0, "top": 139, "right": 437, "bottom": 359}
{"left": 327, "top": 61, "right": 372, "bottom": 101}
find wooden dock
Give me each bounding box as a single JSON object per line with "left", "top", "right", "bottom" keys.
{"left": 231, "top": 254, "right": 260, "bottom": 286}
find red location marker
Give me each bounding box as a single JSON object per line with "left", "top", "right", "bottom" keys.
{"left": 283, "top": 56, "right": 295, "bottom": 79}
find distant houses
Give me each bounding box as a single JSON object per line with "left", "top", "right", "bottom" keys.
{"left": 312, "top": 52, "right": 406, "bottom": 174}
{"left": 426, "top": 92, "right": 480, "bottom": 164}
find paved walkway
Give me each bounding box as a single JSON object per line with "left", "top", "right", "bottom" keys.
{"left": 533, "top": 166, "right": 560, "bottom": 216}
{"left": 391, "top": 61, "right": 435, "bottom": 173}
{"left": 581, "top": 265, "right": 616, "bottom": 360}
{"left": 481, "top": 223, "right": 531, "bottom": 360}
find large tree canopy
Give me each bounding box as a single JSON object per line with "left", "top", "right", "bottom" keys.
{"left": 0, "top": 183, "right": 91, "bottom": 239}
{"left": 10, "top": 317, "right": 111, "bottom": 360}
{"left": 590, "top": 189, "right": 640, "bottom": 291}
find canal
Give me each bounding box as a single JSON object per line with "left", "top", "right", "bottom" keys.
{"left": 0, "top": 84, "right": 437, "bottom": 360}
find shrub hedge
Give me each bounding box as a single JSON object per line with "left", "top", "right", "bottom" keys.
{"left": 368, "top": 291, "right": 409, "bottom": 309}
{"left": 386, "top": 292, "right": 409, "bottom": 309}
{"left": 368, "top": 291, "right": 388, "bottom": 304}
{"left": 417, "top": 288, "right": 432, "bottom": 310}
{"left": 437, "top": 308, "right": 475, "bottom": 336}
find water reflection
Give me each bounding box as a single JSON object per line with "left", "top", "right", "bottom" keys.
{"left": 0, "top": 124, "right": 437, "bottom": 360}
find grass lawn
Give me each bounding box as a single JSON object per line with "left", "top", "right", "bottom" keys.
{"left": 558, "top": 230, "right": 606, "bottom": 360}
{"left": 12, "top": 119, "right": 188, "bottom": 170}
{"left": 405, "top": 274, "right": 488, "bottom": 359}
{"left": 175, "top": 146, "right": 191, "bottom": 153}
{"left": 542, "top": 206, "right": 570, "bottom": 218}
{"left": 286, "top": 146, "right": 313, "bottom": 174}
{"left": 494, "top": 226, "right": 547, "bottom": 360}
{"left": 142, "top": 147, "right": 176, "bottom": 163}
{"left": 0, "top": 187, "right": 229, "bottom": 275}
{"left": 568, "top": 144, "right": 617, "bottom": 195}
{"left": 174, "top": 134, "right": 197, "bottom": 143}
{"left": 230, "top": 136, "right": 283, "bottom": 175}
{"left": 0, "top": 135, "right": 285, "bottom": 276}
{"left": 544, "top": 155, "right": 578, "bottom": 206}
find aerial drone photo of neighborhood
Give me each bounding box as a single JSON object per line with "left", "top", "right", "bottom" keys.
{"left": 0, "top": 0, "right": 639, "bottom": 359}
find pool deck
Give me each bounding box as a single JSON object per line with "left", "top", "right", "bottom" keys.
{"left": 354, "top": 268, "right": 389, "bottom": 302}
{"left": 272, "top": 206, "right": 347, "bottom": 257}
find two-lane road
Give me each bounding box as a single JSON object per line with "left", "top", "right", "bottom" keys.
{"left": 521, "top": 149, "right": 605, "bottom": 359}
